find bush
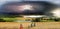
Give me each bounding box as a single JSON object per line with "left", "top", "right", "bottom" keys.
{"left": 0, "top": 19, "right": 6, "bottom": 22}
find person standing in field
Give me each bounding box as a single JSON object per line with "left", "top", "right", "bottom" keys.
{"left": 20, "top": 24, "right": 23, "bottom": 29}
{"left": 31, "top": 22, "right": 36, "bottom": 27}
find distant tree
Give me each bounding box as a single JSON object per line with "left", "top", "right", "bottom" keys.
{"left": 32, "top": 18, "right": 40, "bottom": 22}
{"left": 0, "top": 19, "right": 5, "bottom": 22}
{"left": 54, "top": 18, "right": 59, "bottom": 21}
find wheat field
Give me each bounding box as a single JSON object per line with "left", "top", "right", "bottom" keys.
{"left": 0, "top": 22, "right": 60, "bottom": 29}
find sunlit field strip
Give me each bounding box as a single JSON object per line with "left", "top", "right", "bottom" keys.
{"left": 0, "top": 22, "right": 60, "bottom": 29}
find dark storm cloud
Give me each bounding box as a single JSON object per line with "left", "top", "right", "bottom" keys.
{"left": 1, "top": 1, "right": 56, "bottom": 15}
{"left": 0, "top": 0, "right": 23, "bottom": 12}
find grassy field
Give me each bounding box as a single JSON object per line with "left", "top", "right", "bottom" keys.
{"left": 0, "top": 22, "right": 60, "bottom": 29}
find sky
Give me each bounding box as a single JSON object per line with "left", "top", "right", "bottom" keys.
{"left": 0, "top": 0, "right": 60, "bottom": 10}
{"left": 0, "top": 0, "right": 59, "bottom": 12}
{"left": 0, "top": 0, "right": 60, "bottom": 17}
{"left": 0, "top": 0, "right": 60, "bottom": 5}
{"left": 0, "top": 0, "right": 59, "bottom": 11}
{"left": 0, "top": 0, "right": 60, "bottom": 8}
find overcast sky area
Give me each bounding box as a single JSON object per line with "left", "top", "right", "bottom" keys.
{"left": 0, "top": 0, "right": 60, "bottom": 8}
{"left": 0, "top": 0, "right": 60, "bottom": 17}
{"left": 0, "top": 0, "right": 60, "bottom": 5}
{"left": 0, "top": 0, "right": 60, "bottom": 12}
{"left": 0, "top": 0, "right": 60, "bottom": 11}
